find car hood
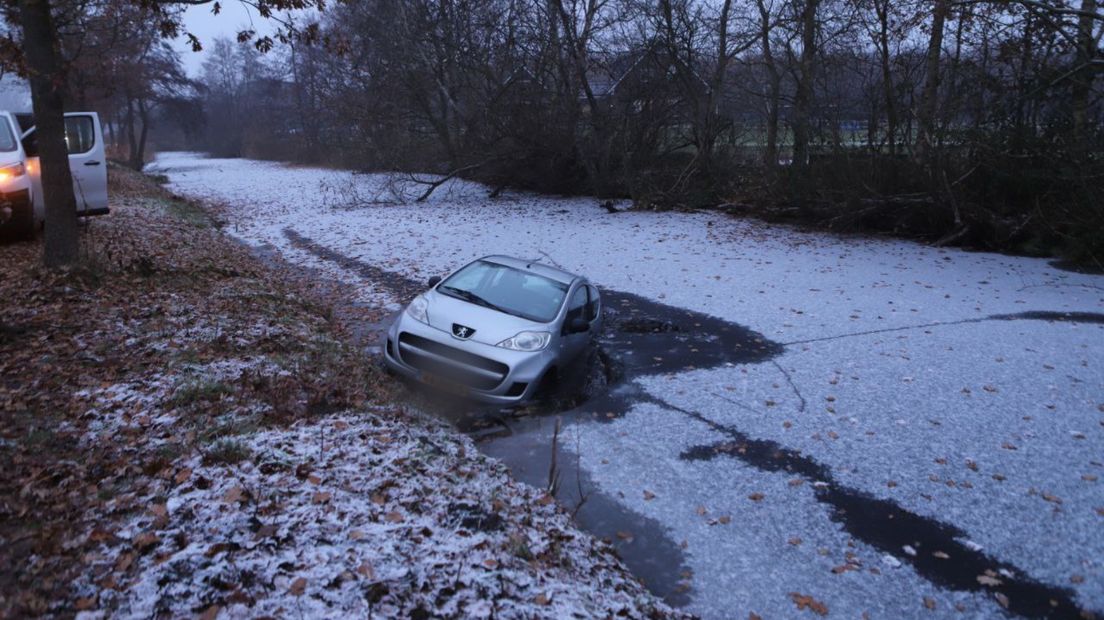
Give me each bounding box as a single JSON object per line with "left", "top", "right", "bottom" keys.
{"left": 425, "top": 289, "right": 550, "bottom": 345}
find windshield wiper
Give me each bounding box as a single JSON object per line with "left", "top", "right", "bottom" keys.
{"left": 440, "top": 286, "right": 509, "bottom": 314}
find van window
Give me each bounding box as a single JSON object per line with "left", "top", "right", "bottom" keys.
{"left": 0, "top": 118, "right": 15, "bottom": 152}
{"left": 65, "top": 116, "right": 95, "bottom": 153}
{"left": 19, "top": 116, "right": 97, "bottom": 157}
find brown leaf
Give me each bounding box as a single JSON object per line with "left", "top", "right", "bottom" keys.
{"left": 695, "top": 505, "right": 707, "bottom": 516}
{"left": 534, "top": 593, "right": 550, "bottom": 606}
{"left": 75, "top": 596, "right": 97, "bottom": 611}
{"left": 133, "top": 532, "right": 160, "bottom": 552}
{"left": 349, "top": 529, "right": 364, "bottom": 541}
{"left": 790, "top": 592, "right": 829, "bottom": 616}
{"left": 643, "top": 490, "right": 656, "bottom": 501}
{"left": 384, "top": 511, "right": 404, "bottom": 523}
{"left": 288, "top": 577, "right": 307, "bottom": 596}
{"left": 356, "top": 562, "right": 375, "bottom": 579}
{"left": 483, "top": 558, "right": 498, "bottom": 569}
{"left": 718, "top": 515, "right": 732, "bottom": 525}
{"left": 977, "top": 575, "right": 1002, "bottom": 587}
{"left": 788, "top": 537, "right": 803, "bottom": 546}
{"left": 173, "top": 467, "right": 192, "bottom": 485}
{"left": 749, "top": 492, "right": 765, "bottom": 502}
{"left": 222, "top": 485, "right": 244, "bottom": 503}
{"left": 115, "top": 552, "right": 135, "bottom": 572}
{"left": 199, "top": 605, "right": 220, "bottom": 620}
{"left": 923, "top": 597, "right": 936, "bottom": 610}
{"left": 370, "top": 493, "right": 387, "bottom": 505}
{"left": 312, "top": 491, "right": 332, "bottom": 504}
{"left": 616, "top": 531, "right": 634, "bottom": 542}
{"left": 537, "top": 494, "right": 554, "bottom": 506}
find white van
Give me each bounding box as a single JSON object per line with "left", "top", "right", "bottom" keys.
{"left": 0, "top": 110, "right": 109, "bottom": 238}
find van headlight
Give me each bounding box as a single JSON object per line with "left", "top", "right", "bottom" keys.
{"left": 497, "top": 331, "right": 551, "bottom": 351}
{"left": 0, "top": 162, "right": 26, "bottom": 183}
{"left": 406, "top": 294, "right": 429, "bottom": 323}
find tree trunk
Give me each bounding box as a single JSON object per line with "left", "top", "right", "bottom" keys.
{"left": 875, "top": 0, "right": 897, "bottom": 157}
{"left": 789, "top": 0, "right": 820, "bottom": 209}
{"left": 756, "top": 0, "right": 780, "bottom": 172}
{"left": 791, "top": 0, "right": 819, "bottom": 171}
{"left": 916, "top": 0, "right": 949, "bottom": 161}
{"left": 19, "top": 0, "right": 78, "bottom": 267}
{"left": 1071, "top": 0, "right": 1097, "bottom": 140}
{"left": 134, "top": 98, "right": 150, "bottom": 170}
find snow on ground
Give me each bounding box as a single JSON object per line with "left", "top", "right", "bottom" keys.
{"left": 150, "top": 152, "right": 1104, "bottom": 617}
{"left": 77, "top": 411, "right": 671, "bottom": 619}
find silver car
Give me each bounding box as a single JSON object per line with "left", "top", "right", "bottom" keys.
{"left": 383, "top": 255, "right": 602, "bottom": 404}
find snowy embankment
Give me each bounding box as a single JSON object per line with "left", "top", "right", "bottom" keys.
{"left": 149, "top": 152, "right": 1104, "bottom": 618}
{"left": 0, "top": 167, "right": 678, "bottom": 619}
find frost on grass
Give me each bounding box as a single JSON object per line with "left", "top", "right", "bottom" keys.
{"left": 0, "top": 165, "right": 680, "bottom": 618}
{"left": 81, "top": 411, "right": 678, "bottom": 619}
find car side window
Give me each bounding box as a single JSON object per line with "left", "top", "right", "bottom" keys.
{"left": 566, "top": 287, "right": 587, "bottom": 322}
{"left": 585, "top": 285, "right": 600, "bottom": 321}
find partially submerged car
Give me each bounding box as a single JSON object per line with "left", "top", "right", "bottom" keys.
{"left": 383, "top": 256, "right": 602, "bottom": 404}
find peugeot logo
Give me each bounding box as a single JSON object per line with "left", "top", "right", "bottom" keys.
{"left": 452, "top": 323, "right": 475, "bottom": 339}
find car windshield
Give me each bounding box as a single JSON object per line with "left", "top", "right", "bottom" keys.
{"left": 0, "top": 118, "right": 16, "bottom": 152}
{"left": 438, "top": 260, "right": 568, "bottom": 323}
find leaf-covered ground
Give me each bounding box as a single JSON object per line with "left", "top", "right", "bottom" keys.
{"left": 0, "top": 166, "right": 683, "bottom": 618}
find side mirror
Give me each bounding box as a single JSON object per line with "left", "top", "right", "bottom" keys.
{"left": 428, "top": 276, "right": 442, "bottom": 287}
{"left": 568, "top": 317, "right": 590, "bottom": 334}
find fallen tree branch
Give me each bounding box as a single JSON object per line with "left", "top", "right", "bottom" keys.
{"left": 406, "top": 159, "right": 495, "bottom": 202}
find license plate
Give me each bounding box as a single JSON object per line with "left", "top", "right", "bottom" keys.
{"left": 420, "top": 372, "right": 468, "bottom": 395}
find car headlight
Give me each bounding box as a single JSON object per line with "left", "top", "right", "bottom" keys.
{"left": 0, "top": 162, "right": 26, "bottom": 182}
{"left": 497, "top": 331, "right": 551, "bottom": 351}
{"left": 406, "top": 294, "right": 429, "bottom": 323}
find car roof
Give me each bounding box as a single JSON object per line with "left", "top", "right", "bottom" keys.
{"left": 480, "top": 255, "right": 580, "bottom": 285}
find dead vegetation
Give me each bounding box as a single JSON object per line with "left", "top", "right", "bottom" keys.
{"left": 0, "top": 164, "right": 391, "bottom": 615}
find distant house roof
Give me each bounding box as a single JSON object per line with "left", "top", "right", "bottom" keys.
{"left": 581, "top": 43, "right": 710, "bottom": 100}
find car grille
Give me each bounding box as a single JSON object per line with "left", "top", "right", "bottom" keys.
{"left": 397, "top": 332, "right": 509, "bottom": 391}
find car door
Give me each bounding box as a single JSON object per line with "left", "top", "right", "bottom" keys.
{"left": 560, "top": 285, "right": 591, "bottom": 361}
{"left": 585, "top": 284, "right": 602, "bottom": 333}
{"left": 21, "top": 112, "right": 109, "bottom": 217}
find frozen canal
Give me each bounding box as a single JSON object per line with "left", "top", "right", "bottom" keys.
{"left": 151, "top": 152, "right": 1103, "bottom": 618}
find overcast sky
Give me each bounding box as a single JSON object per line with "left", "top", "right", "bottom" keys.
{"left": 174, "top": 3, "right": 276, "bottom": 77}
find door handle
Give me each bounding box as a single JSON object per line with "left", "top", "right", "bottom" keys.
{"left": 84, "top": 161, "right": 101, "bottom": 166}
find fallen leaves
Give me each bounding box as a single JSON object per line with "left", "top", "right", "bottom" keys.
{"left": 222, "top": 486, "right": 244, "bottom": 504}
{"left": 174, "top": 467, "right": 192, "bottom": 485}
{"left": 132, "top": 532, "right": 160, "bottom": 553}
{"left": 288, "top": 577, "right": 307, "bottom": 596}
{"left": 789, "top": 592, "right": 829, "bottom": 616}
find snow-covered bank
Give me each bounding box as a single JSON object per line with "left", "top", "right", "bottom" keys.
{"left": 150, "top": 152, "right": 1104, "bottom": 618}
{"left": 0, "top": 165, "right": 681, "bottom": 619}
{"left": 81, "top": 411, "right": 674, "bottom": 618}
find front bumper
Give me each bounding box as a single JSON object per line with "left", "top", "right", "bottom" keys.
{"left": 383, "top": 313, "right": 557, "bottom": 405}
